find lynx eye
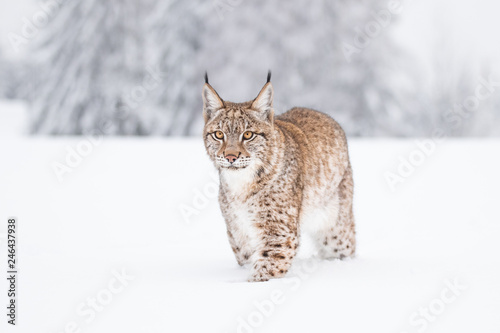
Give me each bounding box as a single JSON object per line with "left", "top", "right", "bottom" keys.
{"left": 243, "top": 131, "right": 254, "bottom": 140}
{"left": 213, "top": 131, "right": 224, "bottom": 140}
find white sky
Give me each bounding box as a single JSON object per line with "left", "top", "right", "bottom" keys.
{"left": 392, "top": 0, "right": 500, "bottom": 76}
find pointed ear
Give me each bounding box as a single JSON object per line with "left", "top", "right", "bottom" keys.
{"left": 251, "top": 82, "right": 274, "bottom": 123}
{"left": 202, "top": 83, "right": 224, "bottom": 122}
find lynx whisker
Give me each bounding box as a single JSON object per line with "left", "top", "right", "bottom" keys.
{"left": 215, "top": 155, "right": 252, "bottom": 168}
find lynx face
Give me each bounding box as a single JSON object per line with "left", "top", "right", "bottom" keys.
{"left": 202, "top": 79, "right": 275, "bottom": 172}
{"left": 203, "top": 108, "right": 274, "bottom": 170}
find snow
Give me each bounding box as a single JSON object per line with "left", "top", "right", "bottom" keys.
{"left": 1, "top": 127, "right": 499, "bottom": 331}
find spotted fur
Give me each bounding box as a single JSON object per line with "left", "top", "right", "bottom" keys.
{"left": 202, "top": 75, "right": 356, "bottom": 282}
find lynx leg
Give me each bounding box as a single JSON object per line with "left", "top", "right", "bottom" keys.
{"left": 227, "top": 229, "right": 254, "bottom": 266}
{"left": 317, "top": 165, "right": 356, "bottom": 259}
{"left": 248, "top": 227, "right": 299, "bottom": 282}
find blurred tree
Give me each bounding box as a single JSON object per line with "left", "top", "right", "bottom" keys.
{"left": 28, "top": 0, "right": 426, "bottom": 136}
{"left": 0, "top": 49, "right": 24, "bottom": 100}
{"left": 145, "top": 0, "right": 209, "bottom": 135}
{"left": 0, "top": 49, "right": 8, "bottom": 99}
{"left": 25, "top": 0, "right": 449, "bottom": 136}
{"left": 29, "top": 0, "right": 155, "bottom": 134}
{"left": 149, "top": 0, "right": 425, "bottom": 136}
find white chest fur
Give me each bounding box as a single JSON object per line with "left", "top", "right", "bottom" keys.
{"left": 221, "top": 166, "right": 261, "bottom": 255}
{"left": 220, "top": 164, "right": 256, "bottom": 194}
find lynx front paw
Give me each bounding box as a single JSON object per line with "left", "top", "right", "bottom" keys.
{"left": 248, "top": 259, "right": 288, "bottom": 282}
{"left": 236, "top": 252, "right": 253, "bottom": 267}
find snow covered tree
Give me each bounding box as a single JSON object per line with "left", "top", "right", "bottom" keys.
{"left": 148, "top": 0, "right": 425, "bottom": 136}
{"left": 29, "top": 0, "right": 156, "bottom": 134}
{"left": 26, "top": 0, "right": 426, "bottom": 136}
{"left": 0, "top": 49, "right": 23, "bottom": 100}
{"left": 0, "top": 49, "right": 8, "bottom": 99}
{"left": 144, "top": 0, "right": 210, "bottom": 135}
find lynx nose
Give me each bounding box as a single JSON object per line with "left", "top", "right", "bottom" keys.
{"left": 225, "top": 154, "right": 238, "bottom": 163}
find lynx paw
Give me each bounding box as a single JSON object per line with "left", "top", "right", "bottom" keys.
{"left": 248, "top": 259, "right": 288, "bottom": 282}
{"left": 236, "top": 252, "right": 252, "bottom": 267}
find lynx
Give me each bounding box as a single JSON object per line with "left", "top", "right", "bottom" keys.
{"left": 202, "top": 72, "right": 355, "bottom": 282}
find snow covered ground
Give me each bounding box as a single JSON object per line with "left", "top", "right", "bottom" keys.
{"left": 0, "top": 102, "right": 499, "bottom": 332}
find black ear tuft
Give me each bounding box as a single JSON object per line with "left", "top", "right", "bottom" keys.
{"left": 267, "top": 70, "right": 271, "bottom": 83}
{"left": 205, "top": 71, "right": 209, "bottom": 84}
